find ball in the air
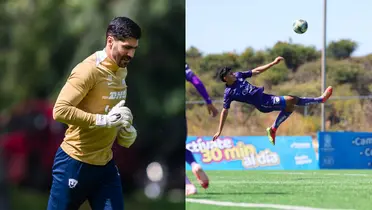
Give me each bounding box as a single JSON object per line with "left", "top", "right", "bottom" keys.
{"left": 293, "top": 19, "right": 308, "bottom": 34}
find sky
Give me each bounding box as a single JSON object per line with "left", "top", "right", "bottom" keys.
{"left": 186, "top": 0, "right": 372, "bottom": 56}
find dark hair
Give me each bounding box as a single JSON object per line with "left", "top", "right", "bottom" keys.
{"left": 217, "top": 66, "right": 232, "bottom": 82}
{"left": 106, "top": 17, "right": 142, "bottom": 41}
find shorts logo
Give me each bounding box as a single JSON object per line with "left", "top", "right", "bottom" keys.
{"left": 273, "top": 97, "right": 280, "bottom": 104}
{"left": 68, "top": 178, "right": 78, "bottom": 189}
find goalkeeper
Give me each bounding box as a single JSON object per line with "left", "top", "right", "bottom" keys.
{"left": 47, "top": 17, "right": 141, "bottom": 210}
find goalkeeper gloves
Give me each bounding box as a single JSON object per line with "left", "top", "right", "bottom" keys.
{"left": 95, "top": 100, "right": 133, "bottom": 128}
{"left": 117, "top": 125, "right": 137, "bottom": 148}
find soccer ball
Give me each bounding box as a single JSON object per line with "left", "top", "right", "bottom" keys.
{"left": 293, "top": 19, "right": 308, "bottom": 34}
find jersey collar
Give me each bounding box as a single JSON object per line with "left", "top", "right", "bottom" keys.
{"left": 96, "top": 49, "right": 121, "bottom": 72}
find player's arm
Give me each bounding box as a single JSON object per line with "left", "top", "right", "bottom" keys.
{"left": 53, "top": 63, "right": 97, "bottom": 127}
{"left": 217, "top": 108, "right": 228, "bottom": 133}
{"left": 251, "top": 56, "right": 284, "bottom": 76}
{"left": 212, "top": 108, "right": 229, "bottom": 141}
{"left": 186, "top": 68, "right": 212, "bottom": 104}
{"left": 213, "top": 94, "right": 231, "bottom": 140}
{"left": 186, "top": 64, "right": 218, "bottom": 117}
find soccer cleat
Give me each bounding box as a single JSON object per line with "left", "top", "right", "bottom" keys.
{"left": 186, "top": 184, "right": 197, "bottom": 196}
{"left": 321, "top": 86, "right": 333, "bottom": 103}
{"left": 191, "top": 163, "right": 209, "bottom": 189}
{"left": 266, "top": 127, "right": 276, "bottom": 145}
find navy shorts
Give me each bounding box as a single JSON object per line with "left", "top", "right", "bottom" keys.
{"left": 47, "top": 147, "right": 124, "bottom": 210}
{"left": 255, "top": 93, "right": 286, "bottom": 113}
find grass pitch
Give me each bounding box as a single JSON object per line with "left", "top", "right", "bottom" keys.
{"left": 186, "top": 170, "right": 372, "bottom": 210}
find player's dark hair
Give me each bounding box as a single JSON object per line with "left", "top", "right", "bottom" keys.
{"left": 218, "top": 66, "right": 232, "bottom": 82}
{"left": 106, "top": 17, "right": 142, "bottom": 41}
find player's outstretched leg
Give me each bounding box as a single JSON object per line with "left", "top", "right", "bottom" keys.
{"left": 295, "top": 86, "right": 333, "bottom": 106}
{"left": 267, "top": 86, "right": 333, "bottom": 145}
{"left": 186, "top": 176, "right": 197, "bottom": 196}
{"left": 186, "top": 149, "right": 209, "bottom": 189}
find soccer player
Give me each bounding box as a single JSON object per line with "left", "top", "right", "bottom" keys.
{"left": 185, "top": 63, "right": 218, "bottom": 196}
{"left": 47, "top": 17, "right": 141, "bottom": 210}
{"left": 212, "top": 56, "right": 333, "bottom": 145}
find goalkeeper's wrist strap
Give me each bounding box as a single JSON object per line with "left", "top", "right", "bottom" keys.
{"left": 95, "top": 114, "right": 108, "bottom": 127}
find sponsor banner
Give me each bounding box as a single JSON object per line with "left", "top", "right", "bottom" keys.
{"left": 318, "top": 132, "right": 372, "bottom": 169}
{"left": 186, "top": 136, "right": 318, "bottom": 170}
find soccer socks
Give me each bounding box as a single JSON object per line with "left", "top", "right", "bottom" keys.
{"left": 186, "top": 149, "right": 197, "bottom": 166}
{"left": 296, "top": 86, "right": 333, "bottom": 106}
{"left": 272, "top": 111, "right": 292, "bottom": 130}
{"left": 296, "top": 97, "right": 323, "bottom": 106}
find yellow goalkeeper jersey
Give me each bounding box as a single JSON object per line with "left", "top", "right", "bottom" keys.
{"left": 53, "top": 49, "right": 128, "bottom": 165}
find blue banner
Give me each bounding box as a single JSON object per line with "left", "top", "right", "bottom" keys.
{"left": 185, "top": 136, "right": 319, "bottom": 170}
{"left": 318, "top": 132, "right": 372, "bottom": 169}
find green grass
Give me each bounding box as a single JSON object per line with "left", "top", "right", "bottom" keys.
{"left": 186, "top": 170, "right": 372, "bottom": 210}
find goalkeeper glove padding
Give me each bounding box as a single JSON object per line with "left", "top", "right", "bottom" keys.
{"left": 95, "top": 100, "right": 133, "bottom": 128}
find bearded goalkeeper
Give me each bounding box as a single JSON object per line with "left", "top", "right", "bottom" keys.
{"left": 47, "top": 17, "right": 141, "bottom": 210}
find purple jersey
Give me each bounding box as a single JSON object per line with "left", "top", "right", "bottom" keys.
{"left": 223, "top": 70, "right": 264, "bottom": 109}
{"left": 185, "top": 63, "right": 212, "bottom": 104}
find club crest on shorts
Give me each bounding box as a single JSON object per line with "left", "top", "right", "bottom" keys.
{"left": 273, "top": 97, "right": 280, "bottom": 104}
{"left": 68, "top": 178, "right": 78, "bottom": 188}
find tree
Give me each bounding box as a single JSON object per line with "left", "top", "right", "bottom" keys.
{"left": 200, "top": 53, "right": 240, "bottom": 76}
{"left": 238, "top": 48, "right": 268, "bottom": 70}
{"left": 327, "top": 39, "right": 358, "bottom": 60}
{"left": 186, "top": 46, "right": 202, "bottom": 58}
{"left": 269, "top": 41, "right": 320, "bottom": 72}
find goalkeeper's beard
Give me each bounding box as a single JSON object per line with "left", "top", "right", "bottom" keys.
{"left": 119, "top": 57, "right": 131, "bottom": 68}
